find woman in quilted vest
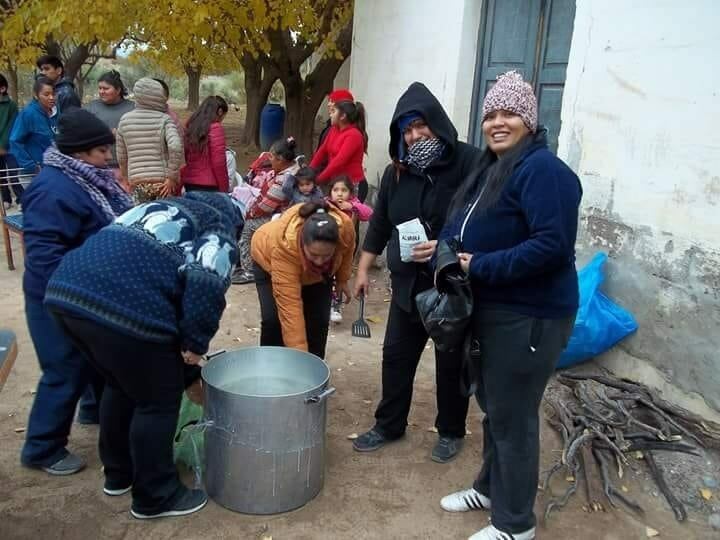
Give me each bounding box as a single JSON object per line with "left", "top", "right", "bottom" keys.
{"left": 116, "top": 77, "right": 183, "bottom": 202}
{"left": 181, "top": 95, "right": 229, "bottom": 193}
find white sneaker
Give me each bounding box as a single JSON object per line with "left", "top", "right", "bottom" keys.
{"left": 441, "top": 487, "right": 491, "bottom": 512}
{"left": 468, "top": 524, "right": 535, "bottom": 540}
{"left": 330, "top": 308, "right": 343, "bottom": 323}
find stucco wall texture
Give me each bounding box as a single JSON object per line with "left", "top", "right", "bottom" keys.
{"left": 558, "top": 1, "right": 720, "bottom": 412}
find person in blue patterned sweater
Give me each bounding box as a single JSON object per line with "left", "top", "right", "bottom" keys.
{"left": 45, "top": 190, "right": 242, "bottom": 520}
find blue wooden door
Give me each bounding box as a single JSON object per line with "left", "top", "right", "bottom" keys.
{"left": 469, "top": 0, "right": 576, "bottom": 153}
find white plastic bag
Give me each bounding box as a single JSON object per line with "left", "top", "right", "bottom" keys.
{"left": 225, "top": 148, "right": 238, "bottom": 192}
{"left": 396, "top": 218, "right": 428, "bottom": 263}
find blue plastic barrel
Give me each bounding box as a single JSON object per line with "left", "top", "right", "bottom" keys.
{"left": 260, "top": 103, "right": 285, "bottom": 151}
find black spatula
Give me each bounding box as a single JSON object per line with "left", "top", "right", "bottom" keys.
{"left": 351, "top": 292, "right": 371, "bottom": 339}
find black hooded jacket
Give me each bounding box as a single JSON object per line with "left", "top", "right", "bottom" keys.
{"left": 363, "top": 82, "right": 482, "bottom": 312}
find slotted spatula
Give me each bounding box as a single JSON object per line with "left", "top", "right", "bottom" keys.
{"left": 352, "top": 292, "right": 371, "bottom": 338}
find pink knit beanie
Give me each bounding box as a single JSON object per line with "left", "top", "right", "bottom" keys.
{"left": 482, "top": 71, "right": 538, "bottom": 133}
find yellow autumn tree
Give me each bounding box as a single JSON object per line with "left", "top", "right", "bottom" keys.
{"left": 138, "top": 0, "right": 243, "bottom": 110}
{"left": 216, "top": 0, "right": 354, "bottom": 150}
{"left": 1, "top": 0, "right": 139, "bottom": 97}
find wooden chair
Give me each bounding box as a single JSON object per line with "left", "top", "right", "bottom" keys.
{"left": 0, "top": 329, "right": 17, "bottom": 393}
{"left": 0, "top": 167, "right": 34, "bottom": 270}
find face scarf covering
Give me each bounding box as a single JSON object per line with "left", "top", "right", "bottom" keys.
{"left": 403, "top": 137, "right": 446, "bottom": 171}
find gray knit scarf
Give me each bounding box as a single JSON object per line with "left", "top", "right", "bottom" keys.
{"left": 43, "top": 145, "right": 134, "bottom": 222}
{"left": 403, "top": 137, "right": 446, "bottom": 171}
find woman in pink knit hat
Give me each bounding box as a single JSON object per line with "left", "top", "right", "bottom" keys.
{"left": 437, "top": 71, "right": 583, "bottom": 540}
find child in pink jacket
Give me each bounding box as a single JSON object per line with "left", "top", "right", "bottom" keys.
{"left": 327, "top": 175, "right": 373, "bottom": 222}
{"left": 327, "top": 175, "right": 373, "bottom": 323}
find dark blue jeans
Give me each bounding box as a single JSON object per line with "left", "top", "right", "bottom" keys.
{"left": 21, "top": 297, "right": 103, "bottom": 467}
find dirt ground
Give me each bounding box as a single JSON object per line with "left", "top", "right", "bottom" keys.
{"left": 1, "top": 112, "right": 718, "bottom": 539}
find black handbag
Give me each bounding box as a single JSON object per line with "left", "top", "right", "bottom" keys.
{"left": 415, "top": 237, "right": 474, "bottom": 352}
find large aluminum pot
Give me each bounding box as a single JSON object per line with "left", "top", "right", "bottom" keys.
{"left": 201, "top": 346, "right": 334, "bottom": 514}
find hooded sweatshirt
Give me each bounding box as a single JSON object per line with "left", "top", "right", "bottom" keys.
{"left": 9, "top": 100, "right": 57, "bottom": 173}
{"left": 362, "top": 82, "right": 483, "bottom": 312}
{"left": 116, "top": 78, "right": 183, "bottom": 182}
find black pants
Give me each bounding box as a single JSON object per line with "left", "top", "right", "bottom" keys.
{"left": 55, "top": 313, "right": 189, "bottom": 514}
{"left": 374, "top": 298, "right": 469, "bottom": 439}
{"left": 253, "top": 264, "right": 333, "bottom": 358}
{"left": 470, "top": 308, "right": 574, "bottom": 534}
{"left": 0, "top": 154, "right": 24, "bottom": 204}
{"left": 357, "top": 178, "right": 368, "bottom": 203}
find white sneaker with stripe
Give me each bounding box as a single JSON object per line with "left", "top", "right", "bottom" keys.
{"left": 440, "top": 487, "right": 491, "bottom": 512}
{"left": 468, "top": 524, "right": 536, "bottom": 540}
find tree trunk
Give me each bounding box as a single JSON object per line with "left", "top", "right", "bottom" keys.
{"left": 240, "top": 55, "right": 278, "bottom": 148}
{"left": 185, "top": 65, "right": 202, "bottom": 111}
{"left": 5, "top": 62, "right": 18, "bottom": 102}
{"left": 75, "top": 76, "right": 84, "bottom": 101}
{"left": 281, "top": 54, "right": 349, "bottom": 155}
{"left": 278, "top": 17, "right": 353, "bottom": 154}
{"left": 281, "top": 72, "right": 307, "bottom": 150}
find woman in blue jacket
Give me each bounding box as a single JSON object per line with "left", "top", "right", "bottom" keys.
{"left": 9, "top": 77, "right": 57, "bottom": 174}
{"left": 438, "top": 71, "right": 582, "bottom": 540}
{"left": 21, "top": 109, "right": 133, "bottom": 476}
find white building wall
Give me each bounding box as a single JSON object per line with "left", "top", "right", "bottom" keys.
{"left": 349, "top": 0, "right": 483, "bottom": 187}
{"left": 558, "top": 0, "right": 720, "bottom": 415}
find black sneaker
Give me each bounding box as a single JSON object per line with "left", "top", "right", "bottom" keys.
{"left": 431, "top": 436, "right": 464, "bottom": 463}
{"left": 104, "top": 479, "right": 132, "bottom": 496}
{"left": 231, "top": 270, "right": 255, "bottom": 285}
{"left": 352, "top": 428, "right": 401, "bottom": 452}
{"left": 130, "top": 488, "right": 208, "bottom": 519}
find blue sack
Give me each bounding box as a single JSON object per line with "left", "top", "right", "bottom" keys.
{"left": 557, "top": 252, "right": 638, "bottom": 369}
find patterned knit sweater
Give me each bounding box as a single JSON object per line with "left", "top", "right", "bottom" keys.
{"left": 45, "top": 193, "right": 240, "bottom": 354}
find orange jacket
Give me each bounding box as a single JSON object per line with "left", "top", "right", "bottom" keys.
{"left": 251, "top": 204, "right": 356, "bottom": 351}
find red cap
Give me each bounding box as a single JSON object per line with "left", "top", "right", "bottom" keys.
{"left": 328, "top": 89, "right": 354, "bottom": 103}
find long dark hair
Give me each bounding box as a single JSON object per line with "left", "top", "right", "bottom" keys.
{"left": 447, "top": 128, "right": 547, "bottom": 220}
{"left": 299, "top": 201, "right": 340, "bottom": 244}
{"left": 98, "top": 70, "right": 128, "bottom": 97}
{"left": 186, "top": 95, "right": 229, "bottom": 151}
{"left": 335, "top": 100, "right": 368, "bottom": 153}
{"left": 0, "top": 74, "right": 8, "bottom": 96}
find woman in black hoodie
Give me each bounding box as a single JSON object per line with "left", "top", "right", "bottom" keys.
{"left": 352, "top": 82, "right": 482, "bottom": 462}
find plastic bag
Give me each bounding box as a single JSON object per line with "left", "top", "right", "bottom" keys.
{"left": 415, "top": 238, "right": 473, "bottom": 352}
{"left": 558, "top": 252, "right": 638, "bottom": 368}
{"left": 174, "top": 394, "right": 204, "bottom": 473}
{"left": 225, "top": 148, "right": 238, "bottom": 192}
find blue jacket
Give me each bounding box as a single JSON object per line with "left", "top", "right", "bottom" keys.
{"left": 440, "top": 139, "right": 583, "bottom": 319}
{"left": 45, "top": 193, "right": 241, "bottom": 355}
{"left": 22, "top": 165, "right": 111, "bottom": 302}
{"left": 9, "top": 100, "right": 57, "bottom": 173}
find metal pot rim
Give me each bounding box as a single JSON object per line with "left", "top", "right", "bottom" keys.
{"left": 201, "top": 346, "right": 330, "bottom": 399}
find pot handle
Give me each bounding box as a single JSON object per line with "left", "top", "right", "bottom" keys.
{"left": 305, "top": 387, "right": 336, "bottom": 404}
{"left": 204, "top": 349, "right": 226, "bottom": 362}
